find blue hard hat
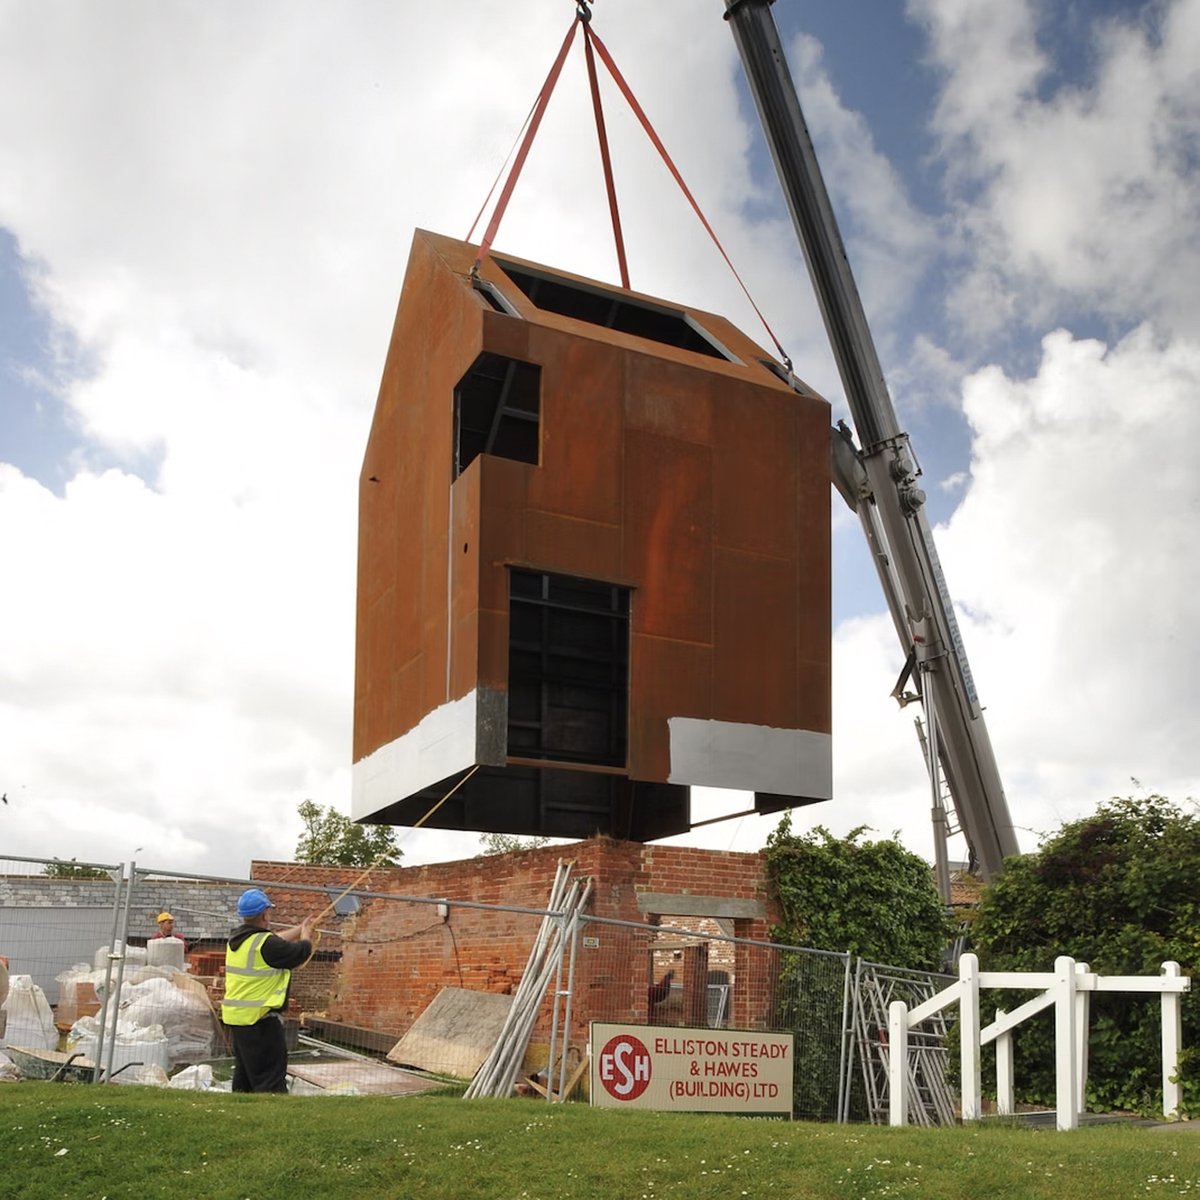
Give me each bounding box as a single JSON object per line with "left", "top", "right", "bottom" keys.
{"left": 237, "top": 888, "right": 274, "bottom": 918}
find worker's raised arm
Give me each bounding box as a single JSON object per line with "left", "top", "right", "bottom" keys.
{"left": 274, "top": 916, "right": 313, "bottom": 943}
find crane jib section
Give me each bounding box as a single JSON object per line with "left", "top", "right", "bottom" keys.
{"left": 724, "top": 0, "right": 1019, "bottom": 877}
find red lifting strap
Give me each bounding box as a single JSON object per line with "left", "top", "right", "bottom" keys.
{"left": 584, "top": 25, "right": 791, "bottom": 368}
{"left": 468, "top": 8, "right": 790, "bottom": 371}
{"left": 470, "top": 18, "right": 580, "bottom": 275}
{"left": 582, "top": 21, "right": 629, "bottom": 290}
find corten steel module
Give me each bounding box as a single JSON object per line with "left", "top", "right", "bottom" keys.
{"left": 352, "top": 229, "right": 831, "bottom": 841}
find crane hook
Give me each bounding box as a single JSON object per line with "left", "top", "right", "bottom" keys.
{"left": 576, "top": 1, "right": 592, "bottom": 23}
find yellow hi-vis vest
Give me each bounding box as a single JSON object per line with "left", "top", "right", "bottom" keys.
{"left": 221, "top": 931, "right": 290, "bottom": 1026}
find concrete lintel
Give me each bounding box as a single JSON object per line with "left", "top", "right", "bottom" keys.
{"left": 636, "top": 892, "right": 765, "bottom": 920}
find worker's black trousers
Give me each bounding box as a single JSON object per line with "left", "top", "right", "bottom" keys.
{"left": 229, "top": 1013, "right": 288, "bottom": 1093}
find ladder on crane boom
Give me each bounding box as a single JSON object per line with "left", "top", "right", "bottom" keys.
{"left": 723, "top": 0, "right": 1020, "bottom": 883}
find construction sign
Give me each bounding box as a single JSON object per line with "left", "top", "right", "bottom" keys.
{"left": 589, "top": 1022, "right": 794, "bottom": 1114}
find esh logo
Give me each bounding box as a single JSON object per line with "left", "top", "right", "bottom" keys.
{"left": 598, "top": 1033, "right": 652, "bottom": 1101}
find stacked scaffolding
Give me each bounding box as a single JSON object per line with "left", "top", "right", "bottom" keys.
{"left": 464, "top": 860, "right": 592, "bottom": 1100}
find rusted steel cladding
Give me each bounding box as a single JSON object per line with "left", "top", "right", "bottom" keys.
{"left": 353, "top": 230, "right": 831, "bottom": 840}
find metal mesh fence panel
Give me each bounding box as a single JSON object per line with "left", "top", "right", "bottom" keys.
{"left": 0, "top": 856, "right": 286, "bottom": 1084}
{"left": 123, "top": 864, "right": 565, "bottom": 1097}
{"left": 1, "top": 854, "right": 126, "bottom": 1081}
{"left": 1, "top": 855, "right": 123, "bottom": 996}
{"left": 2, "top": 852, "right": 885, "bottom": 1119}
{"left": 848, "top": 959, "right": 958, "bottom": 1125}
{"left": 0, "top": 855, "right": 573, "bottom": 1094}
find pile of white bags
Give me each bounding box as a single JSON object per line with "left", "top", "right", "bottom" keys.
{"left": 118, "top": 976, "right": 215, "bottom": 1062}
{"left": 68, "top": 1014, "right": 170, "bottom": 1081}
{"left": 59, "top": 966, "right": 216, "bottom": 1065}
{"left": 0, "top": 975, "right": 57, "bottom": 1051}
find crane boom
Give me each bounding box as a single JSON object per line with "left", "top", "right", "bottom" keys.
{"left": 724, "top": 0, "right": 1020, "bottom": 878}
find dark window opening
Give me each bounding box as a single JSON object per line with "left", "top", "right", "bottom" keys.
{"left": 496, "top": 261, "right": 731, "bottom": 361}
{"left": 508, "top": 570, "right": 629, "bottom": 768}
{"left": 453, "top": 352, "right": 541, "bottom": 478}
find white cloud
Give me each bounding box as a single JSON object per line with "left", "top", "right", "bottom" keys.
{"left": 0, "top": 1, "right": 1196, "bottom": 886}
{"left": 944, "top": 324, "right": 1200, "bottom": 788}
{"left": 927, "top": 324, "right": 1200, "bottom": 847}
{"left": 909, "top": 0, "right": 1046, "bottom": 141}
{"left": 891, "top": 333, "right": 971, "bottom": 418}
{"left": 912, "top": 0, "right": 1200, "bottom": 339}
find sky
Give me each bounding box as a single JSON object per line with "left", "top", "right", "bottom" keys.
{"left": 1, "top": 0, "right": 1197, "bottom": 880}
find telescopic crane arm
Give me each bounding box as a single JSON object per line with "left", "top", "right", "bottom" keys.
{"left": 724, "top": 0, "right": 1020, "bottom": 880}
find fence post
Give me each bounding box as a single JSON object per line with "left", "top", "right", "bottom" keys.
{"left": 103, "top": 861, "right": 139, "bottom": 1083}
{"left": 90, "top": 866, "right": 127, "bottom": 1082}
{"left": 888, "top": 999, "right": 908, "bottom": 1126}
{"left": 1162, "top": 961, "right": 1183, "bottom": 1120}
{"left": 1054, "top": 955, "right": 1078, "bottom": 1130}
{"left": 995, "top": 1009, "right": 1013, "bottom": 1116}
{"left": 836, "top": 955, "right": 854, "bottom": 1124}
{"left": 959, "top": 952, "right": 981, "bottom": 1121}
{"left": 1074, "top": 962, "right": 1090, "bottom": 1114}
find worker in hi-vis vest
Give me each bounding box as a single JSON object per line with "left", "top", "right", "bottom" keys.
{"left": 222, "top": 888, "right": 313, "bottom": 1093}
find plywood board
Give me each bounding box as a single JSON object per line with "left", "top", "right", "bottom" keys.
{"left": 387, "top": 986, "right": 512, "bottom": 1079}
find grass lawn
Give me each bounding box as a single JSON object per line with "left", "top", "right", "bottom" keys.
{"left": 0, "top": 1082, "right": 1195, "bottom": 1199}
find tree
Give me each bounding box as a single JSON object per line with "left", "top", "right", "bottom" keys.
{"left": 477, "top": 831, "right": 550, "bottom": 856}
{"left": 294, "top": 801, "right": 402, "bottom": 867}
{"left": 42, "top": 859, "right": 108, "bottom": 879}
{"left": 764, "top": 814, "right": 954, "bottom": 970}
{"left": 970, "top": 793, "right": 1199, "bottom": 1116}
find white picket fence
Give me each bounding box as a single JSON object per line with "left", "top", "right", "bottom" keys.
{"left": 887, "top": 953, "right": 1190, "bottom": 1130}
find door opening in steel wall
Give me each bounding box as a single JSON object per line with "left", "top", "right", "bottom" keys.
{"left": 507, "top": 569, "right": 630, "bottom": 768}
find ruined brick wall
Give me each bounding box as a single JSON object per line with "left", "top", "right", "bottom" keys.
{"left": 317, "top": 847, "right": 573, "bottom": 1038}
{"left": 259, "top": 839, "right": 778, "bottom": 1047}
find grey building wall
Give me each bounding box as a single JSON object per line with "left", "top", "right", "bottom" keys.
{"left": 0, "top": 878, "right": 245, "bottom": 1000}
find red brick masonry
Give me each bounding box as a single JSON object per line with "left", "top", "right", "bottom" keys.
{"left": 247, "top": 837, "right": 779, "bottom": 1047}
